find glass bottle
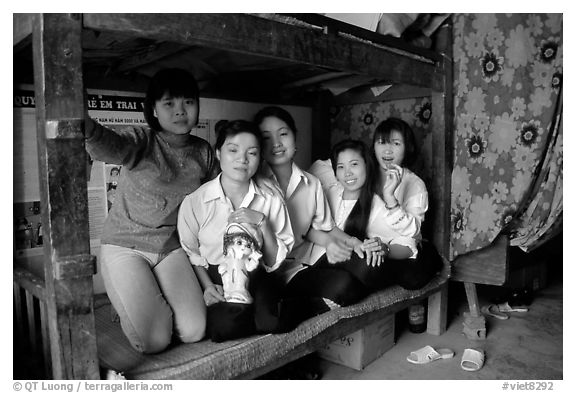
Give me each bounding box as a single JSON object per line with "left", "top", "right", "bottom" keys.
{"left": 408, "top": 301, "right": 426, "bottom": 333}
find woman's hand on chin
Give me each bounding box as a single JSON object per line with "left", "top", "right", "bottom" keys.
{"left": 382, "top": 164, "right": 402, "bottom": 198}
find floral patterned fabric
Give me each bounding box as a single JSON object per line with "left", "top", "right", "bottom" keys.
{"left": 329, "top": 14, "right": 562, "bottom": 260}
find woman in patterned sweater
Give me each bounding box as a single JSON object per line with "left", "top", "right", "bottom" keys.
{"left": 85, "top": 69, "right": 216, "bottom": 353}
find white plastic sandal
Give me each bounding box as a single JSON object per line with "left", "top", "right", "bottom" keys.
{"left": 461, "top": 348, "right": 485, "bottom": 372}
{"left": 407, "top": 345, "right": 455, "bottom": 364}
{"left": 497, "top": 302, "right": 529, "bottom": 313}
{"left": 481, "top": 304, "right": 509, "bottom": 320}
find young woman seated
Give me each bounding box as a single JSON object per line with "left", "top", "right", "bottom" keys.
{"left": 288, "top": 120, "right": 442, "bottom": 312}
{"left": 177, "top": 120, "right": 294, "bottom": 341}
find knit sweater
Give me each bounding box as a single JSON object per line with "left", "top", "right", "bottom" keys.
{"left": 86, "top": 122, "right": 216, "bottom": 253}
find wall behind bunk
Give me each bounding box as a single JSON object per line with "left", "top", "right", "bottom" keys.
{"left": 328, "top": 13, "right": 562, "bottom": 261}
{"left": 13, "top": 87, "right": 312, "bottom": 294}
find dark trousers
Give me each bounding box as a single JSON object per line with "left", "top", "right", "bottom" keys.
{"left": 205, "top": 265, "right": 287, "bottom": 341}
{"left": 206, "top": 242, "right": 442, "bottom": 340}
{"left": 285, "top": 240, "right": 443, "bottom": 306}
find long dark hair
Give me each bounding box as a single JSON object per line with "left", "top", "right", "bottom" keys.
{"left": 331, "top": 139, "right": 375, "bottom": 240}
{"left": 143, "top": 68, "right": 200, "bottom": 131}
{"left": 371, "top": 117, "right": 418, "bottom": 167}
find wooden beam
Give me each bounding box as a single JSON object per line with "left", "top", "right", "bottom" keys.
{"left": 83, "top": 13, "right": 438, "bottom": 89}
{"left": 429, "top": 20, "right": 454, "bottom": 261}
{"left": 280, "top": 13, "right": 442, "bottom": 62}
{"left": 31, "top": 13, "right": 99, "bottom": 380}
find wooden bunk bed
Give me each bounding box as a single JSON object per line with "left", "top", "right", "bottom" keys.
{"left": 13, "top": 13, "right": 453, "bottom": 379}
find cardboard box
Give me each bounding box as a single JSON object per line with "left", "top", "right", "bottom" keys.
{"left": 316, "top": 314, "right": 395, "bottom": 370}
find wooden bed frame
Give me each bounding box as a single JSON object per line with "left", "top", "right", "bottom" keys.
{"left": 13, "top": 13, "right": 454, "bottom": 379}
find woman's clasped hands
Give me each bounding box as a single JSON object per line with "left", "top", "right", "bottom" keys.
{"left": 361, "top": 237, "right": 387, "bottom": 267}
{"left": 228, "top": 207, "right": 266, "bottom": 227}
{"left": 325, "top": 236, "right": 362, "bottom": 264}
{"left": 325, "top": 236, "right": 387, "bottom": 267}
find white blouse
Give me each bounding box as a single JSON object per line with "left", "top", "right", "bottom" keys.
{"left": 264, "top": 162, "right": 335, "bottom": 283}
{"left": 309, "top": 160, "right": 428, "bottom": 261}
{"left": 178, "top": 174, "right": 295, "bottom": 272}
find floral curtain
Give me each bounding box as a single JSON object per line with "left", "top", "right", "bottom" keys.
{"left": 450, "top": 13, "right": 562, "bottom": 258}
{"left": 328, "top": 13, "right": 562, "bottom": 261}
{"left": 508, "top": 94, "right": 562, "bottom": 252}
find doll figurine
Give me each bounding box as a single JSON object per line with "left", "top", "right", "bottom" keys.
{"left": 219, "top": 222, "right": 263, "bottom": 304}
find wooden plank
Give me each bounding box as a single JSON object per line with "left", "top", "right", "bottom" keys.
{"left": 426, "top": 285, "right": 448, "bottom": 335}
{"left": 281, "top": 13, "right": 442, "bottom": 62}
{"left": 32, "top": 13, "right": 99, "bottom": 380}
{"left": 451, "top": 234, "right": 510, "bottom": 285}
{"left": 82, "top": 13, "right": 437, "bottom": 89}
{"left": 429, "top": 20, "right": 453, "bottom": 261}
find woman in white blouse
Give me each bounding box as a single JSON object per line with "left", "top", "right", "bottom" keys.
{"left": 178, "top": 120, "right": 294, "bottom": 341}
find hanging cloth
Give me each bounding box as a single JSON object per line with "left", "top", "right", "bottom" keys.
{"left": 509, "top": 90, "right": 563, "bottom": 252}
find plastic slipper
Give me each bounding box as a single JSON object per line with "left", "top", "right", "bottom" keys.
{"left": 497, "top": 302, "right": 529, "bottom": 313}
{"left": 407, "top": 345, "right": 455, "bottom": 364}
{"left": 461, "top": 348, "right": 485, "bottom": 372}
{"left": 481, "top": 304, "right": 509, "bottom": 320}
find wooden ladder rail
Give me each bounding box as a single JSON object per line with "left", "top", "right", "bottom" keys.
{"left": 21, "top": 13, "right": 100, "bottom": 379}
{"left": 13, "top": 266, "right": 52, "bottom": 379}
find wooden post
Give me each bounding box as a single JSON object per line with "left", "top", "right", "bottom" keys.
{"left": 426, "top": 285, "right": 448, "bottom": 335}
{"left": 462, "top": 282, "right": 487, "bottom": 340}
{"left": 32, "top": 13, "right": 99, "bottom": 379}
{"left": 429, "top": 19, "right": 454, "bottom": 261}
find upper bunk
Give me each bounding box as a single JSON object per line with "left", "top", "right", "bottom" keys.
{"left": 12, "top": 16, "right": 454, "bottom": 380}
{"left": 13, "top": 13, "right": 451, "bottom": 106}
{"left": 13, "top": 13, "right": 453, "bottom": 262}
